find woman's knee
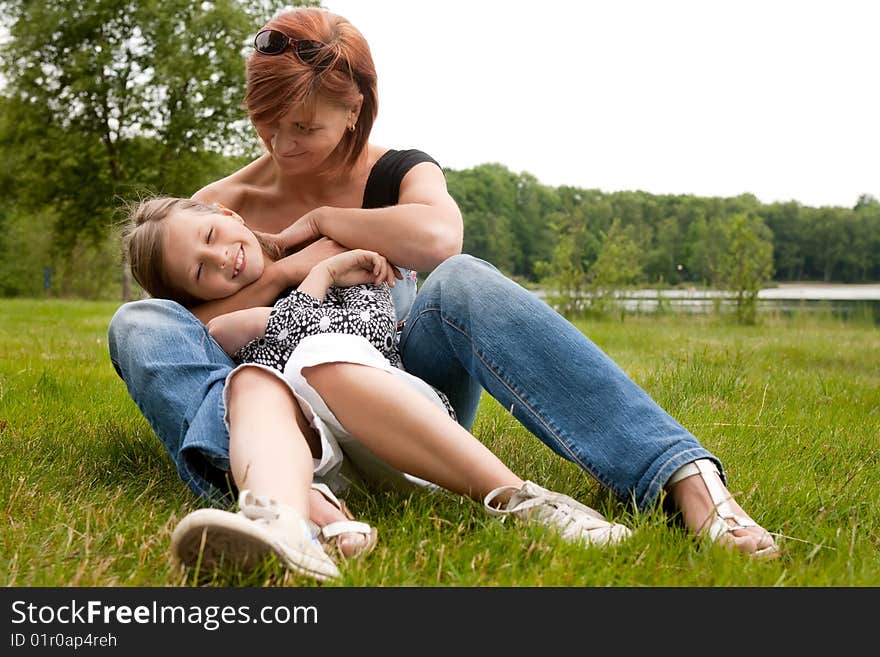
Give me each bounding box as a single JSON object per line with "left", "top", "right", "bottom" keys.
{"left": 109, "top": 298, "right": 190, "bottom": 340}
{"left": 108, "top": 299, "right": 200, "bottom": 376}
{"left": 422, "top": 254, "right": 524, "bottom": 315}
{"left": 432, "top": 253, "right": 495, "bottom": 282}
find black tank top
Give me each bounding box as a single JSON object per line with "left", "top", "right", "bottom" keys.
{"left": 361, "top": 149, "right": 441, "bottom": 209}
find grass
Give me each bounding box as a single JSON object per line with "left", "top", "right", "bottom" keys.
{"left": 1, "top": 298, "right": 878, "bottom": 587}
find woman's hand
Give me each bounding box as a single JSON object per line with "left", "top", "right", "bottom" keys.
{"left": 250, "top": 229, "right": 288, "bottom": 259}
{"left": 272, "top": 209, "right": 323, "bottom": 253}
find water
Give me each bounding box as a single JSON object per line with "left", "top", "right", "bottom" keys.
{"left": 533, "top": 284, "right": 880, "bottom": 324}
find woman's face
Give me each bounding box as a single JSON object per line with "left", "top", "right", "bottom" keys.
{"left": 253, "top": 94, "right": 360, "bottom": 174}
{"left": 163, "top": 206, "right": 265, "bottom": 301}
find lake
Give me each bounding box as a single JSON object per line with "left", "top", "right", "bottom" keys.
{"left": 533, "top": 283, "right": 880, "bottom": 323}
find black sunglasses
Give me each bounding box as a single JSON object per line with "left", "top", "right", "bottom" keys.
{"left": 253, "top": 29, "right": 328, "bottom": 65}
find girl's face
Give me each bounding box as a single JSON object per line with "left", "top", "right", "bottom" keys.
{"left": 163, "top": 206, "right": 265, "bottom": 301}
{"left": 253, "top": 94, "right": 361, "bottom": 175}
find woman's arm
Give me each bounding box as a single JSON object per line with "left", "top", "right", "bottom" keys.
{"left": 280, "top": 163, "right": 463, "bottom": 272}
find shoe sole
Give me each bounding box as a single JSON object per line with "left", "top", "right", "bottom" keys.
{"left": 171, "top": 510, "right": 338, "bottom": 582}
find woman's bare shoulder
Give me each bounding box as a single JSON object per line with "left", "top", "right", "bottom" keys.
{"left": 366, "top": 143, "right": 390, "bottom": 168}
{"left": 191, "top": 155, "right": 272, "bottom": 209}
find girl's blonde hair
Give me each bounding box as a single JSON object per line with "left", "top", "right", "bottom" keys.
{"left": 121, "top": 197, "right": 280, "bottom": 307}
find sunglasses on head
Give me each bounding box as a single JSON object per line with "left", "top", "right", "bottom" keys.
{"left": 253, "top": 29, "right": 328, "bottom": 65}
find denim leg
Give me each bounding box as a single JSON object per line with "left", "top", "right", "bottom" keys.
{"left": 399, "top": 254, "right": 721, "bottom": 509}
{"left": 107, "top": 299, "right": 235, "bottom": 502}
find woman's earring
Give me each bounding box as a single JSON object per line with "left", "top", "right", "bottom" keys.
{"left": 348, "top": 123, "right": 356, "bottom": 132}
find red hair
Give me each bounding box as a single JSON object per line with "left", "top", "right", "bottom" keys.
{"left": 244, "top": 7, "right": 378, "bottom": 177}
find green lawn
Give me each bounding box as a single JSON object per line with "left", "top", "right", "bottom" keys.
{"left": 1, "top": 298, "right": 878, "bottom": 586}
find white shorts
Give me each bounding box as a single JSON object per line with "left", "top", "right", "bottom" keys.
{"left": 223, "top": 333, "right": 447, "bottom": 497}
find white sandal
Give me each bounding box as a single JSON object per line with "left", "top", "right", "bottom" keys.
{"left": 667, "top": 459, "right": 780, "bottom": 559}
{"left": 309, "top": 483, "right": 378, "bottom": 560}
{"left": 170, "top": 489, "right": 340, "bottom": 581}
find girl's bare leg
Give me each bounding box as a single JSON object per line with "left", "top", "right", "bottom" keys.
{"left": 226, "top": 366, "right": 370, "bottom": 556}
{"left": 172, "top": 366, "right": 341, "bottom": 578}
{"left": 225, "top": 367, "right": 316, "bottom": 517}
{"left": 304, "top": 362, "right": 633, "bottom": 549}
{"left": 302, "top": 362, "right": 524, "bottom": 504}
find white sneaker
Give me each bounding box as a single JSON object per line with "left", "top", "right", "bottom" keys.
{"left": 170, "top": 490, "right": 340, "bottom": 581}
{"left": 484, "top": 481, "right": 632, "bottom": 547}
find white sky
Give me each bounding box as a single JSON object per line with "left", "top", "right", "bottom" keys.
{"left": 322, "top": 0, "right": 879, "bottom": 208}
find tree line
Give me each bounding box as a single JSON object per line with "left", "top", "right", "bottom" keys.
{"left": 448, "top": 163, "right": 880, "bottom": 286}
{"left": 1, "top": 0, "right": 877, "bottom": 302}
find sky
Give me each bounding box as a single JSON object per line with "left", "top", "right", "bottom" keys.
{"left": 320, "top": 0, "right": 879, "bottom": 208}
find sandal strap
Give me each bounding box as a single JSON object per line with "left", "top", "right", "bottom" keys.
{"left": 310, "top": 483, "right": 375, "bottom": 550}
{"left": 666, "top": 460, "right": 704, "bottom": 486}
{"left": 320, "top": 520, "right": 374, "bottom": 540}
{"left": 670, "top": 459, "right": 760, "bottom": 537}
{"left": 310, "top": 482, "right": 344, "bottom": 512}
{"left": 668, "top": 460, "right": 779, "bottom": 558}
{"left": 483, "top": 484, "right": 521, "bottom": 515}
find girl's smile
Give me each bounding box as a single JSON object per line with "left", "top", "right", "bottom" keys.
{"left": 162, "top": 206, "right": 265, "bottom": 301}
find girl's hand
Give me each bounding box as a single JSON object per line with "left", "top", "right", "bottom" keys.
{"left": 323, "top": 249, "right": 403, "bottom": 288}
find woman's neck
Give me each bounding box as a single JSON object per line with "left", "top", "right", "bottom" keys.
{"left": 272, "top": 150, "right": 370, "bottom": 206}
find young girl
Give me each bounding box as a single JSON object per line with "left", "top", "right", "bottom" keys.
{"left": 122, "top": 196, "right": 633, "bottom": 581}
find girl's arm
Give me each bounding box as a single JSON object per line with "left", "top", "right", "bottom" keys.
{"left": 277, "top": 163, "right": 463, "bottom": 272}
{"left": 297, "top": 250, "right": 400, "bottom": 302}
{"left": 233, "top": 252, "right": 399, "bottom": 368}
{"left": 206, "top": 307, "right": 273, "bottom": 357}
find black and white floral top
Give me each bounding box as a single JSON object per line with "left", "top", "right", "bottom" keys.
{"left": 236, "top": 283, "right": 456, "bottom": 421}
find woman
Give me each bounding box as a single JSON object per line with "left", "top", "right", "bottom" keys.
{"left": 108, "top": 7, "right": 779, "bottom": 559}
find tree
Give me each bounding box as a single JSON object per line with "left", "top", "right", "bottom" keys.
{"left": 716, "top": 213, "right": 775, "bottom": 324}
{"left": 0, "top": 0, "right": 314, "bottom": 298}
{"left": 853, "top": 196, "right": 880, "bottom": 280}
{"left": 511, "top": 172, "right": 557, "bottom": 278}
{"left": 459, "top": 210, "right": 516, "bottom": 274}
{"left": 762, "top": 201, "right": 805, "bottom": 281}
{"left": 585, "top": 218, "right": 643, "bottom": 316}
{"left": 534, "top": 224, "right": 589, "bottom": 318}
{"left": 804, "top": 207, "right": 849, "bottom": 283}
{"left": 645, "top": 216, "right": 681, "bottom": 284}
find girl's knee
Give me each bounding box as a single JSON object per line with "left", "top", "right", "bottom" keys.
{"left": 302, "top": 362, "right": 363, "bottom": 390}
{"left": 226, "top": 366, "right": 309, "bottom": 427}
{"left": 227, "top": 366, "right": 289, "bottom": 400}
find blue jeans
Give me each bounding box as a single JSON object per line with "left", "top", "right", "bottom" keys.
{"left": 108, "top": 254, "right": 720, "bottom": 508}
